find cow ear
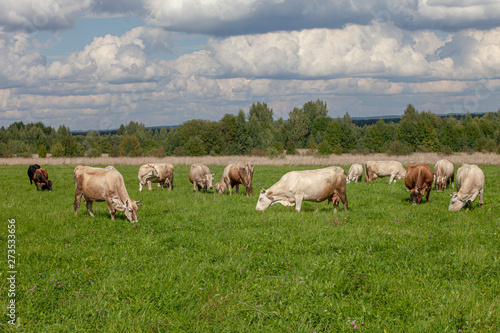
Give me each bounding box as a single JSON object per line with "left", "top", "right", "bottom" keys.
{"left": 260, "top": 187, "right": 266, "bottom": 194}
{"left": 450, "top": 192, "right": 457, "bottom": 198}
{"left": 267, "top": 191, "right": 273, "bottom": 197}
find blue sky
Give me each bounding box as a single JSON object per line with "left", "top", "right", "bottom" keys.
{"left": 0, "top": 0, "right": 499, "bottom": 130}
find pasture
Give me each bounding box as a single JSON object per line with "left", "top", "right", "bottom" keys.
{"left": 0, "top": 163, "right": 499, "bottom": 332}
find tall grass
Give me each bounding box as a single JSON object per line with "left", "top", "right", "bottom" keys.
{"left": 0, "top": 164, "right": 498, "bottom": 332}
{"left": 1, "top": 152, "right": 500, "bottom": 166}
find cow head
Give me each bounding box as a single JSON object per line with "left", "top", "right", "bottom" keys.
{"left": 396, "top": 170, "right": 406, "bottom": 181}
{"left": 215, "top": 181, "right": 226, "bottom": 194}
{"left": 448, "top": 192, "right": 465, "bottom": 211}
{"left": 435, "top": 176, "right": 447, "bottom": 191}
{"left": 409, "top": 186, "right": 425, "bottom": 204}
{"left": 115, "top": 199, "right": 142, "bottom": 223}
{"left": 255, "top": 188, "right": 274, "bottom": 211}
{"left": 205, "top": 173, "right": 215, "bottom": 190}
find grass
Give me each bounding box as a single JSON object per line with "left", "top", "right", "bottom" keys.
{"left": 0, "top": 164, "right": 499, "bottom": 332}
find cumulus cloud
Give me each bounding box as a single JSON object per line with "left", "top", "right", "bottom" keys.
{"left": 0, "top": 0, "right": 92, "bottom": 32}
{"left": 145, "top": 0, "right": 500, "bottom": 35}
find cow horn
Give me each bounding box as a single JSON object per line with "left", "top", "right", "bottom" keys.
{"left": 405, "top": 189, "right": 411, "bottom": 192}
{"left": 136, "top": 198, "right": 143, "bottom": 205}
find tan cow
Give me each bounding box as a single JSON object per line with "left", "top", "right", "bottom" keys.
{"left": 433, "top": 159, "right": 455, "bottom": 191}
{"left": 448, "top": 164, "right": 485, "bottom": 211}
{"left": 365, "top": 160, "right": 406, "bottom": 184}
{"left": 138, "top": 163, "right": 174, "bottom": 192}
{"left": 256, "top": 166, "right": 348, "bottom": 214}
{"left": 189, "top": 164, "right": 215, "bottom": 193}
{"left": 74, "top": 165, "right": 141, "bottom": 223}
{"left": 215, "top": 161, "right": 254, "bottom": 196}
{"left": 346, "top": 163, "right": 363, "bottom": 183}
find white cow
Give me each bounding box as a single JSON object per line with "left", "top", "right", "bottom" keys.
{"left": 448, "top": 164, "right": 485, "bottom": 211}
{"left": 346, "top": 163, "right": 363, "bottom": 183}
{"left": 256, "top": 166, "right": 348, "bottom": 214}
{"left": 365, "top": 160, "right": 406, "bottom": 184}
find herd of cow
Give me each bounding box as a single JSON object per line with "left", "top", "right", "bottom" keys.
{"left": 27, "top": 158, "right": 485, "bottom": 223}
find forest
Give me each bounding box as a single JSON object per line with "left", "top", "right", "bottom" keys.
{"left": 1, "top": 102, "right": 499, "bottom": 158}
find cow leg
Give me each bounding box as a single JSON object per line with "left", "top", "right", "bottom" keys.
{"left": 425, "top": 188, "right": 431, "bottom": 202}
{"left": 148, "top": 181, "right": 152, "bottom": 191}
{"left": 337, "top": 192, "right": 348, "bottom": 213}
{"left": 86, "top": 200, "right": 95, "bottom": 217}
{"left": 105, "top": 198, "right": 115, "bottom": 221}
{"left": 235, "top": 184, "right": 239, "bottom": 193}
{"left": 139, "top": 182, "right": 143, "bottom": 192}
{"left": 479, "top": 188, "right": 484, "bottom": 207}
{"left": 295, "top": 195, "right": 304, "bottom": 212}
{"left": 74, "top": 189, "right": 83, "bottom": 216}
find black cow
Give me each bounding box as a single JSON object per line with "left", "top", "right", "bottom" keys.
{"left": 28, "top": 164, "right": 41, "bottom": 185}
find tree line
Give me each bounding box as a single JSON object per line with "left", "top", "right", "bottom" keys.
{"left": 1, "top": 102, "right": 499, "bottom": 158}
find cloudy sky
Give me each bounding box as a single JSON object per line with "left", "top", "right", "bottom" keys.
{"left": 0, "top": 0, "right": 499, "bottom": 130}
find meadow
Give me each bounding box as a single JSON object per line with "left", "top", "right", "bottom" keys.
{"left": 0, "top": 163, "right": 499, "bottom": 332}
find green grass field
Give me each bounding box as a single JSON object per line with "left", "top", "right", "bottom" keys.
{"left": 0, "top": 164, "right": 499, "bottom": 332}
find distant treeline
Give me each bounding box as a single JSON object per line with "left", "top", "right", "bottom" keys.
{"left": 1, "top": 101, "right": 499, "bottom": 158}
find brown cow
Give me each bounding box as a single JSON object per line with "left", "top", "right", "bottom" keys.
{"left": 188, "top": 164, "right": 214, "bottom": 193}
{"left": 215, "top": 161, "right": 254, "bottom": 196}
{"left": 74, "top": 165, "right": 141, "bottom": 223}
{"left": 433, "top": 159, "right": 455, "bottom": 191}
{"left": 404, "top": 163, "right": 433, "bottom": 204}
{"left": 449, "top": 164, "right": 485, "bottom": 211}
{"left": 33, "top": 168, "right": 52, "bottom": 191}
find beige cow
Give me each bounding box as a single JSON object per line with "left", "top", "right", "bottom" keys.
{"left": 188, "top": 164, "right": 215, "bottom": 193}
{"left": 74, "top": 165, "right": 141, "bottom": 223}
{"left": 215, "top": 161, "right": 254, "bottom": 196}
{"left": 433, "top": 159, "right": 454, "bottom": 191}
{"left": 138, "top": 163, "right": 174, "bottom": 192}
{"left": 365, "top": 160, "right": 406, "bottom": 184}
{"left": 346, "top": 163, "right": 363, "bottom": 183}
{"left": 256, "top": 166, "right": 348, "bottom": 214}
{"left": 448, "top": 164, "right": 485, "bottom": 211}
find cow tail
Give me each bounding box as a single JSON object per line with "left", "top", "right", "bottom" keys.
{"left": 364, "top": 163, "right": 368, "bottom": 182}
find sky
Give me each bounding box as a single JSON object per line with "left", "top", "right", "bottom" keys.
{"left": 0, "top": 0, "right": 499, "bottom": 131}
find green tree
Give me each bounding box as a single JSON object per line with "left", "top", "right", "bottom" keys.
{"left": 120, "top": 136, "right": 142, "bottom": 156}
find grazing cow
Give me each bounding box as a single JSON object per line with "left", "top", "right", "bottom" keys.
{"left": 256, "top": 166, "right": 348, "bottom": 214}
{"left": 404, "top": 163, "right": 433, "bottom": 204}
{"left": 346, "top": 163, "right": 363, "bottom": 183}
{"left": 188, "top": 164, "right": 214, "bottom": 193}
{"left": 28, "top": 164, "right": 41, "bottom": 185}
{"left": 138, "top": 163, "right": 174, "bottom": 192}
{"left": 365, "top": 160, "right": 406, "bottom": 184}
{"left": 33, "top": 168, "right": 52, "bottom": 191}
{"left": 74, "top": 165, "right": 141, "bottom": 223}
{"left": 215, "top": 161, "right": 254, "bottom": 196}
{"left": 448, "top": 164, "right": 485, "bottom": 211}
{"left": 433, "top": 159, "right": 455, "bottom": 191}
